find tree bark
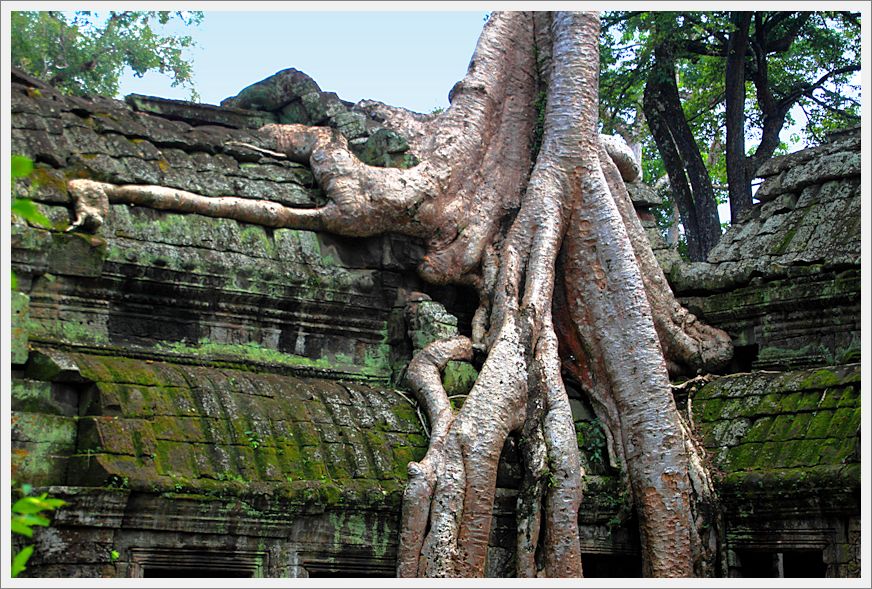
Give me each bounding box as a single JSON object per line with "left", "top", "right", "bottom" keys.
{"left": 725, "top": 12, "right": 753, "bottom": 222}
{"left": 643, "top": 45, "right": 722, "bottom": 261}
{"left": 66, "top": 11, "right": 732, "bottom": 578}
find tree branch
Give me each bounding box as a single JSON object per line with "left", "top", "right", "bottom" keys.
{"left": 805, "top": 93, "right": 861, "bottom": 120}
{"left": 765, "top": 12, "right": 812, "bottom": 53}
{"left": 779, "top": 64, "right": 861, "bottom": 111}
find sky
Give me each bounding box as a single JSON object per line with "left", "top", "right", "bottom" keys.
{"left": 116, "top": 11, "right": 488, "bottom": 113}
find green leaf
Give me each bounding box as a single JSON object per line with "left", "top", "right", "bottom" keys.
{"left": 41, "top": 497, "right": 68, "bottom": 509}
{"left": 21, "top": 483, "right": 33, "bottom": 495}
{"left": 12, "top": 545, "right": 34, "bottom": 577}
{"left": 13, "top": 513, "right": 52, "bottom": 528}
{"left": 11, "top": 270, "right": 18, "bottom": 291}
{"left": 11, "top": 155, "right": 33, "bottom": 179}
{"left": 12, "top": 495, "right": 66, "bottom": 514}
{"left": 11, "top": 519, "right": 34, "bottom": 538}
{"left": 11, "top": 198, "right": 52, "bottom": 228}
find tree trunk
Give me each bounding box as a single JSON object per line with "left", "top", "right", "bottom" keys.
{"left": 643, "top": 45, "right": 722, "bottom": 261}
{"left": 66, "top": 11, "right": 732, "bottom": 577}
{"left": 725, "top": 12, "right": 753, "bottom": 222}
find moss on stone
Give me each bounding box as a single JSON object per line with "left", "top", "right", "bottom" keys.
{"left": 11, "top": 441, "right": 71, "bottom": 485}
{"left": 817, "top": 387, "right": 846, "bottom": 410}
{"left": 300, "top": 446, "right": 328, "bottom": 479}
{"left": 11, "top": 379, "right": 57, "bottom": 414}
{"left": 442, "top": 361, "right": 478, "bottom": 397}
{"left": 391, "top": 445, "right": 425, "bottom": 479}
{"left": 12, "top": 412, "right": 77, "bottom": 446}
{"left": 779, "top": 439, "right": 824, "bottom": 468}
{"left": 742, "top": 417, "right": 774, "bottom": 444}
{"left": 835, "top": 386, "right": 859, "bottom": 408}
{"left": 11, "top": 292, "right": 30, "bottom": 365}
{"left": 773, "top": 225, "right": 798, "bottom": 255}
{"left": 830, "top": 407, "right": 861, "bottom": 438}
{"left": 74, "top": 355, "right": 160, "bottom": 386}
{"left": 155, "top": 338, "right": 388, "bottom": 381}
{"left": 797, "top": 368, "right": 842, "bottom": 389}
{"left": 722, "top": 442, "right": 762, "bottom": 471}
{"left": 754, "top": 392, "right": 784, "bottom": 416}
{"left": 804, "top": 410, "right": 835, "bottom": 439}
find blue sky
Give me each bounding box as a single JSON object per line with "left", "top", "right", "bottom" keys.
{"left": 117, "top": 11, "right": 488, "bottom": 113}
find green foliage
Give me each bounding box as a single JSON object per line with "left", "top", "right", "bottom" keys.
{"left": 11, "top": 546, "right": 34, "bottom": 578}
{"left": 10, "top": 484, "right": 67, "bottom": 577}
{"left": 11, "top": 11, "right": 202, "bottom": 98}
{"left": 11, "top": 198, "right": 51, "bottom": 229}
{"left": 244, "top": 430, "right": 261, "bottom": 450}
{"left": 576, "top": 418, "right": 608, "bottom": 466}
{"left": 600, "top": 11, "right": 861, "bottom": 239}
{"left": 106, "top": 475, "right": 130, "bottom": 490}
{"left": 10, "top": 154, "right": 51, "bottom": 290}
{"left": 11, "top": 154, "right": 50, "bottom": 228}
{"left": 11, "top": 154, "right": 33, "bottom": 179}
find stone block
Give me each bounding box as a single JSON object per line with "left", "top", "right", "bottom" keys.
{"left": 11, "top": 440, "right": 72, "bottom": 486}
{"left": 11, "top": 291, "right": 30, "bottom": 365}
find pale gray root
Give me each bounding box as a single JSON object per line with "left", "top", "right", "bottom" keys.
{"left": 67, "top": 179, "right": 325, "bottom": 233}
{"left": 414, "top": 11, "right": 537, "bottom": 286}
{"left": 597, "top": 140, "right": 733, "bottom": 374}
{"left": 451, "top": 317, "right": 528, "bottom": 576}
{"left": 553, "top": 269, "right": 631, "bottom": 478}
{"left": 260, "top": 124, "right": 436, "bottom": 238}
{"left": 353, "top": 99, "right": 436, "bottom": 155}
{"left": 470, "top": 243, "right": 500, "bottom": 351}
{"left": 66, "top": 179, "right": 109, "bottom": 232}
{"left": 398, "top": 335, "right": 473, "bottom": 578}
{"left": 677, "top": 411, "right": 726, "bottom": 577}
{"left": 411, "top": 318, "right": 528, "bottom": 577}
{"left": 515, "top": 415, "right": 548, "bottom": 578}
{"left": 486, "top": 12, "right": 595, "bottom": 578}
{"left": 418, "top": 431, "right": 467, "bottom": 577}
{"left": 538, "top": 316, "right": 583, "bottom": 577}
{"left": 599, "top": 133, "right": 642, "bottom": 182}
{"left": 554, "top": 13, "right": 697, "bottom": 575}
{"left": 564, "top": 162, "right": 696, "bottom": 577}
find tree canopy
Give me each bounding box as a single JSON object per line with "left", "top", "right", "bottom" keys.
{"left": 600, "top": 10, "right": 861, "bottom": 260}
{"left": 10, "top": 11, "right": 203, "bottom": 98}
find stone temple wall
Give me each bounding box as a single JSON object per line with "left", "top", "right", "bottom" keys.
{"left": 8, "top": 67, "right": 861, "bottom": 578}
{"left": 670, "top": 126, "right": 862, "bottom": 578}
{"left": 671, "top": 128, "right": 861, "bottom": 371}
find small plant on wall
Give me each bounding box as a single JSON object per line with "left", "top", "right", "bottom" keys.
{"left": 10, "top": 482, "right": 67, "bottom": 577}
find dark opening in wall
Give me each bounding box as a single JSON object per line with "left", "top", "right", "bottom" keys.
{"left": 731, "top": 344, "right": 759, "bottom": 372}
{"left": 306, "top": 569, "right": 393, "bottom": 577}
{"left": 302, "top": 554, "right": 394, "bottom": 578}
{"left": 304, "top": 562, "right": 394, "bottom": 577}
{"left": 736, "top": 551, "right": 780, "bottom": 577}
{"left": 581, "top": 553, "right": 643, "bottom": 577}
{"left": 782, "top": 550, "right": 827, "bottom": 578}
{"left": 130, "top": 547, "right": 266, "bottom": 578}
{"left": 735, "top": 549, "right": 827, "bottom": 578}
{"left": 144, "top": 567, "right": 251, "bottom": 578}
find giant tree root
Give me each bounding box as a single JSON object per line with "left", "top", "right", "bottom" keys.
{"left": 65, "top": 10, "right": 732, "bottom": 578}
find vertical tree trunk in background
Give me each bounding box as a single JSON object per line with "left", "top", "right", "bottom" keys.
{"left": 66, "top": 11, "right": 733, "bottom": 578}
{"left": 643, "top": 45, "right": 722, "bottom": 261}
{"left": 725, "top": 12, "right": 753, "bottom": 223}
